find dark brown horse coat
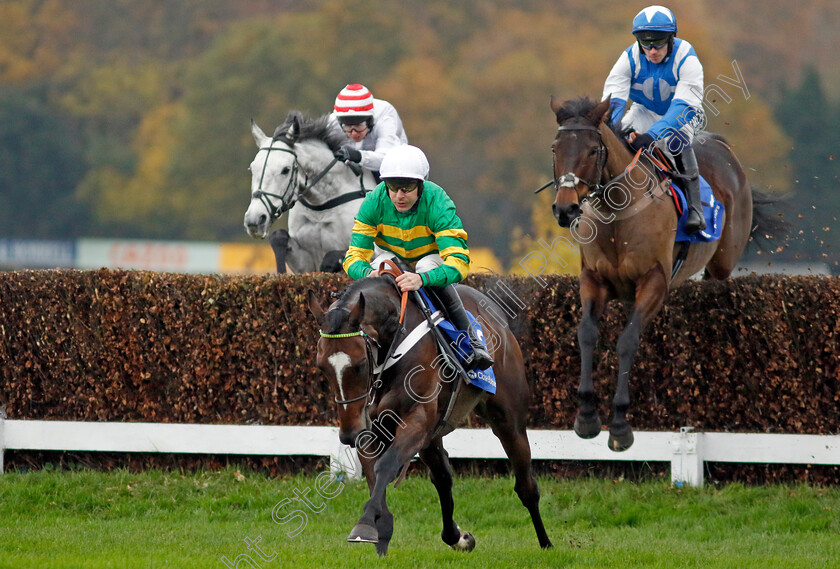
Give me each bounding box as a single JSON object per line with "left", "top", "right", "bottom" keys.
{"left": 309, "top": 277, "right": 551, "bottom": 555}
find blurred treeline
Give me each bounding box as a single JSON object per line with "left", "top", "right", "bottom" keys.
{"left": 0, "top": 0, "right": 837, "bottom": 270}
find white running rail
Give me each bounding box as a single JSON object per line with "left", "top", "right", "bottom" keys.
{"left": 2, "top": 419, "right": 838, "bottom": 487}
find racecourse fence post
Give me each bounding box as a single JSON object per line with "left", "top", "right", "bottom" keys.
{"left": 329, "top": 443, "right": 363, "bottom": 482}
{"left": 0, "top": 407, "right": 5, "bottom": 474}
{"left": 670, "top": 426, "right": 704, "bottom": 487}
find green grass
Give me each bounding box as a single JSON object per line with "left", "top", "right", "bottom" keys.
{"left": 1, "top": 467, "right": 839, "bottom": 568}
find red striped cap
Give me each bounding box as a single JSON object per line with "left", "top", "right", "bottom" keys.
{"left": 334, "top": 84, "right": 374, "bottom": 117}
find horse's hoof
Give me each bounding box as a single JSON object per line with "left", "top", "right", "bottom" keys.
{"left": 608, "top": 428, "right": 634, "bottom": 452}
{"left": 375, "top": 540, "right": 390, "bottom": 556}
{"left": 451, "top": 531, "right": 476, "bottom": 552}
{"left": 574, "top": 413, "right": 602, "bottom": 439}
{"left": 347, "top": 523, "right": 379, "bottom": 543}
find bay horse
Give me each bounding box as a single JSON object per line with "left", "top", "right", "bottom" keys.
{"left": 243, "top": 112, "right": 376, "bottom": 273}
{"left": 307, "top": 276, "right": 552, "bottom": 555}
{"left": 548, "top": 95, "right": 764, "bottom": 451}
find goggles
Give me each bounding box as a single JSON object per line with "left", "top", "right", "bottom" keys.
{"left": 384, "top": 179, "right": 418, "bottom": 194}
{"left": 341, "top": 123, "right": 370, "bottom": 135}
{"left": 639, "top": 37, "right": 669, "bottom": 50}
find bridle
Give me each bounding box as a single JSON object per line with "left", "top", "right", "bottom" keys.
{"left": 318, "top": 261, "right": 409, "bottom": 409}
{"left": 318, "top": 329, "right": 382, "bottom": 405}
{"left": 252, "top": 135, "right": 303, "bottom": 221}
{"left": 547, "top": 124, "right": 609, "bottom": 202}
{"left": 251, "top": 134, "right": 368, "bottom": 220}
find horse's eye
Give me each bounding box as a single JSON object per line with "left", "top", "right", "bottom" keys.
{"left": 281, "top": 166, "right": 291, "bottom": 175}
{"left": 588, "top": 148, "right": 599, "bottom": 156}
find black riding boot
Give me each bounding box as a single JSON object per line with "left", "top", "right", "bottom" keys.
{"left": 432, "top": 285, "right": 494, "bottom": 371}
{"left": 675, "top": 146, "right": 706, "bottom": 234}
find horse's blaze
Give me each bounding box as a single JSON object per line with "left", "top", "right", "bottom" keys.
{"left": 325, "top": 351, "right": 366, "bottom": 444}
{"left": 327, "top": 352, "right": 352, "bottom": 404}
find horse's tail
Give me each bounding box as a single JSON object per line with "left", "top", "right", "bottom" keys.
{"left": 749, "top": 189, "right": 792, "bottom": 251}
{"left": 696, "top": 131, "right": 730, "bottom": 146}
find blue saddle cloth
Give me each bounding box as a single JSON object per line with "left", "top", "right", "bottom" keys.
{"left": 417, "top": 289, "right": 497, "bottom": 394}
{"left": 673, "top": 175, "right": 725, "bottom": 243}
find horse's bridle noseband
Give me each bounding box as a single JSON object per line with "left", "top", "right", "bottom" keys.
{"left": 318, "top": 261, "right": 409, "bottom": 410}
{"left": 318, "top": 329, "right": 382, "bottom": 405}
{"left": 252, "top": 135, "right": 304, "bottom": 221}
{"left": 549, "top": 124, "right": 609, "bottom": 201}
{"left": 252, "top": 135, "right": 367, "bottom": 221}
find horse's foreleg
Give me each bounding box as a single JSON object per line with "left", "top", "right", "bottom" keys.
{"left": 349, "top": 418, "right": 429, "bottom": 553}
{"left": 268, "top": 229, "right": 289, "bottom": 274}
{"left": 358, "top": 454, "right": 394, "bottom": 556}
{"left": 610, "top": 263, "right": 667, "bottom": 452}
{"left": 284, "top": 237, "right": 319, "bottom": 274}
{"left": 575, "top": 268, "right": 610, "bottom": 439}
{"left": 418, "top": 439, "right": 475, "bottom": 551}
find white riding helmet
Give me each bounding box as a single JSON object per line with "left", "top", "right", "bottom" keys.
{"left": 379, "top": 145, "right": 430, "bottom": 181}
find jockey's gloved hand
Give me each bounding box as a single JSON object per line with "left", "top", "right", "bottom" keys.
{"left": 334, "top": 146, "right": 362, "bottom": 164}
{"left": 629, "top": 132, "right": 656, "bottom": 152}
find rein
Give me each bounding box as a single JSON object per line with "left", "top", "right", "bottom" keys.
{"left": 254, "top": 137, "right": 369, "bottom": 220}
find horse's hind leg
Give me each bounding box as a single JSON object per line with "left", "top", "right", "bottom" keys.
{"left": 610, "top": 263, "right": 667, "bottom": 451}
{"left": 419, "top": 439, "right": 476, "bottom": 551}
{"left": 485, "top": 399, "right": 552, "bottom": 549}
{"left": 575, "top": 268, "right": 610, "bottom": 439}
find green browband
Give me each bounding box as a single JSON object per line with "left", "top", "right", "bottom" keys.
{"left": 319, "top": 330, "right": 368, "bottom": 339}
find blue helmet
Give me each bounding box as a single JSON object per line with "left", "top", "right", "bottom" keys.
{"left": 632, "top": 6, "right": 677, "bottom": 36}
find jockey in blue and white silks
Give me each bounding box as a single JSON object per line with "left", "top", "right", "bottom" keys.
{"left": 602, "top": 5, "right": 707, "bottom": 233}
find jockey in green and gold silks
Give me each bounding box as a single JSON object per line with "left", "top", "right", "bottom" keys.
{"left": 342, "top": 144, "right": 493, "bottom": 371}
{"left": 343, "top": 181, "right": 470, "bottom": 287}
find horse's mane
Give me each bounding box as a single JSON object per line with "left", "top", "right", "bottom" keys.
{"left": 555, "top": 96, "right": 600, "bottom": 125}
{"left": 272, "top": 110, "right": 346, "bottom": 152}
{"left": 559, "top": 96, "right": 732, "bottom": 151}
{"left": 556, "top": 96, "right": 631, "bottom": 149}
{"left": 323, "top": 278, "right": 399, "bottom": 335}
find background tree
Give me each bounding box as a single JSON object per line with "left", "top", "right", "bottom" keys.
{"left": 773, "top": 67, "right": 840, "bottom": 271}
{"left": 0, "top": 87, "right": 89, "bottom": 237}
{"left": 1, "top": 0, "right": 836, "bottom": 272}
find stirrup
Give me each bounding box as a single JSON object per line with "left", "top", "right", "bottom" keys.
{"left": 466, "top": 343, "right": 494, "bottom": 371}
{"left": 684, "top": 209, "right": 706, "bottom": 233}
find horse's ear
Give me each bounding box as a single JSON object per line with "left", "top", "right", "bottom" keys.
{"left": 307, "top": 289, "right": 325, "bottom": 326}
{"left": 550, "top": 95, "right": 563, "bottom": 117}
{"left": 251, "top": 119, "right": 270, "bottom": 148}
{"left": 588, "top": 96, "right": 611, "bottom": 127}
{"left": 286, "top": 115, "right": 301, "bottom": 144}
{"left": 348, "top": 292, "right": 365, "bottom": 327}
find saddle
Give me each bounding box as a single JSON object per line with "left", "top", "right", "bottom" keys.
{"left": 377, "top": 259, "right": 496, "bottom": 394}
{"left": 627, "top": 145, "right": 725, "bottom": 238}
{"left": 626, "top": 144, "right": 725, "bottom": 278}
